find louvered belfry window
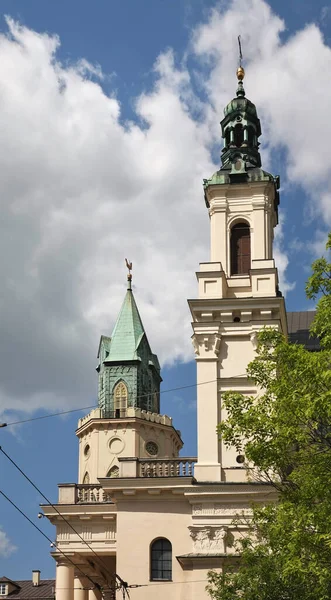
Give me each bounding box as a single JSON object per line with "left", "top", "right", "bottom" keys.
{"left": 230, "top": 222, "right": 251, "bottom": 275}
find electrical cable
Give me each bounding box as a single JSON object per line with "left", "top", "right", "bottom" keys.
{"left": 0, "top": 374, "right": 247, "bottom": 428}
{"left": 0, "top": 446, "right": 127, "bottom": 593}
{"left": 0, "top": 488, "right": 102, "bottom": 592}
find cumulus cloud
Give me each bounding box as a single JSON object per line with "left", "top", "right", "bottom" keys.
{"left": 0, "top": 17, "right": 212, "bottom": 417}
{"left": 193, "top": 0, "right": 331, "bottom": 222}
{"left": 0, "top": 527, "right": 17, "bottom": 557}
{"left": 0, "top": 1, "right": 330, "bottom": 417}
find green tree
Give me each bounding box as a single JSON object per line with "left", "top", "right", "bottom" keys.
{"left": 207, "top": 234, "right": 331, "bottom": 600}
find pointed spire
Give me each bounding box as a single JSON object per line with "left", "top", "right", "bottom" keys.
{"left": 107, "top": 264, "right": 146, "bottom": 361}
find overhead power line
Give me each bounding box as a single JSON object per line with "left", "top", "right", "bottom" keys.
{"left": 0, "top": 488, "right": 101, "bottom": 592}
{"left": 0, "top": 374, "right": 247, "bottom": 428}
{"left": 0, "top": 446, "right": 136, "bottom": 596}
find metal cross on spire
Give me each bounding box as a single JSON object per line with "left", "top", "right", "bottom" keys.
{"left": 236, "top": 35, "right": 245, "bottom": 94}
{"left": 238, "top": 35, "right": 243, "bottom": 67}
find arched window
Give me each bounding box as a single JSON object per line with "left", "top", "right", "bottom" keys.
{"left": 107, "top": 465, "right": 119, "bottom": 478}
{"left": 230, "top": 222, "right": 251, "bottom": 275}
{"left": 247, "top": 126, "right": 254, "bottom": 145}
{"left": 82, "top": 472, "right": 90, "bottom": 484}
{"left": 150, "top": 538, "right": 172, "bottom": 581}
{"left": 114, "top": 381, "right": 128, "bottom": 417}
{"left": 234, "top": 124, "right": 244, "bottom": 147}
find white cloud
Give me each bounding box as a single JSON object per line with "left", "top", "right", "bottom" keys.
{"left": 0, "top": 2, "right": 330, "bottom": 417}
{"left": 0, "top": 527, "right": 17, "bottom": 557}
{"left": 0, "top": 17, "right": 212, "bottom": 417}
{"left": 192, "top": 0, "right": 331, "bottom": 223}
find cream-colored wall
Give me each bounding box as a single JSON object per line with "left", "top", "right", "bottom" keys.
{"left": 115, "top": 496, "right": 206, "bottom": 600}
{"left": 191, "top": 176, "right": 286, "bottom": 482}
{"left": 208, "top": 181, "right": 276, "bottom": 275}
{"left": 77, "top": 411, "right": 182, "bottom": 484}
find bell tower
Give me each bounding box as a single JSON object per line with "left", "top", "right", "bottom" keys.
{"left": 189, "top": 66, "right": 287, "bottom": 482}
{"left": 76, "top": 266, "right": 182, "bottom": 485}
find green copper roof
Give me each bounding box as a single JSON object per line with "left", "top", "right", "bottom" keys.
{"left": 106, "top": 288, "right": 146, "bottom": 362}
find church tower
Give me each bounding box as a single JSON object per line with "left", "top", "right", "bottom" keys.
{"left": 76, "top": 269, "right": 182, "bottom": 485}
{"left": 189, "top": 66, "right": 287, "bottom": 482}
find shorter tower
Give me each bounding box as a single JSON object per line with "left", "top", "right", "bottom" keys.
{"left": 77, "top": 270, "right": 183, "bottom": 484}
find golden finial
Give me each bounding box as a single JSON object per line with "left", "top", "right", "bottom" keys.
{"left": 236, "top": 66, "right": 245, "bottom": 81}
{"left": 125, "top": 258, "right": 132, "bottom": 290}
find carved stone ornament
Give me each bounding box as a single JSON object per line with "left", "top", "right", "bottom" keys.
{"left": 213, "top": 334, "right": 222, "bottom": 356}
{"left": 192, "top": 502, "right": 252, "bottom": 517}
{"left": 191, "top": 335, "right": 200, "bottom": 356}
{"left": 188, "top": 525, "right": 230, "bottom": 554}
{"left": 250, "top": 331, "right": 258, "bottom": 350}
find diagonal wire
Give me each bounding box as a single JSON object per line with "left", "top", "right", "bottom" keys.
{"left": 0, "top": 446, "right": 126, "bottom": 592}
{"left": 0, "top": 488, "right": 101, "bottom": 591}
{"left": 0, "top": 375, "right": 247, "bottom": 428}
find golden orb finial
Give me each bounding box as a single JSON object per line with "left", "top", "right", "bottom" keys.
{"left": 236, "top": 66, "right": 245, "bottom": 81}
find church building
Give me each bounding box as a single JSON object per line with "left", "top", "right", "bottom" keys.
{"left": 42, "top": 67, "right": 313, "bottom": 600}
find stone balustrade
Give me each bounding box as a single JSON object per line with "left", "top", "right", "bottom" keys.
{"left": 138, "top": 457, "right": 196, "bottom": 478}
{"left": 58, "top": 483, "right": 113, "bottom": 504}
{"left": 77, "top": 485, "right": 113, "bottom": 504}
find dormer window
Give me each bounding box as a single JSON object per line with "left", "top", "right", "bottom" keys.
{"left": 230, "top": 222, "right": 251, "bottom": 275}
{"left": 0, "top": 585, "right": 7, "bottom": 595}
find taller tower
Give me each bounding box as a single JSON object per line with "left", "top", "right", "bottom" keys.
{"left": 189, "top": 67, "right": 287, "bottom": 482}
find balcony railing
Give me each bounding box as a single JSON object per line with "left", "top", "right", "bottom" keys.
{"left": 58, "top": 484, "right": 114, "bottom": 504}
{"left": 57, "top": 459, "right": 197, "bottom": 504}
{"left": 77, "top": 484, "right": 113, "bottom": 503}
{"left": 138, "top": 458, "right": 196, "bottom": 478}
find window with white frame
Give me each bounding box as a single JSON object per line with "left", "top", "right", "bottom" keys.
{"left": 0, "top": 584, "right": 7, "bottom": 595}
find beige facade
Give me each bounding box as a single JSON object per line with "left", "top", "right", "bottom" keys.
{"left": 43, "top": 73, "right": 286, "bottom": 600}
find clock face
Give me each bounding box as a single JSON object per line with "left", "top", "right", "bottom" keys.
{"left": 145, "top": 441, "right": 159, "bottom": 457}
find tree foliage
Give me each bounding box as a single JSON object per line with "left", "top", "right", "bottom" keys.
{"left": 207, "top": 235, "right": 331, "bottom": 600}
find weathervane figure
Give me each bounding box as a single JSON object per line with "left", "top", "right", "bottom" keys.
{"left": 125, "top": 258, "right": 132, "bottom": 289}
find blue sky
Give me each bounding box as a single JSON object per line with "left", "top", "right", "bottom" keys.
{"left": 0, "top": 0, "right": 331, "bottom": 581}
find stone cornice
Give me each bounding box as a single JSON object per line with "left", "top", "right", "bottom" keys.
{"left": 76, "top": 416, "right": 182, "bottom": 444}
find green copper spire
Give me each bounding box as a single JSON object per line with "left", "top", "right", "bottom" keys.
{"left": 203, "top": 63, "right": 280, "bottom": 214}
{"left": 220, "top": 66, "right": 262, "bottom": 176}
{"left": 107, "top": 283, "right": 146, "bottom": 362}
{"left": 97, "top": 263, "right": 162, "bottom": 417}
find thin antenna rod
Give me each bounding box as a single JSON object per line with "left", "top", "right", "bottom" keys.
{"left": 238, "top": 35, "right": 243, "bottom": 66}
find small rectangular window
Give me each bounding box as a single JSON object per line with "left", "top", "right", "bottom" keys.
{"left": 0, "top": 585, "right": 7, "bottom": 595}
